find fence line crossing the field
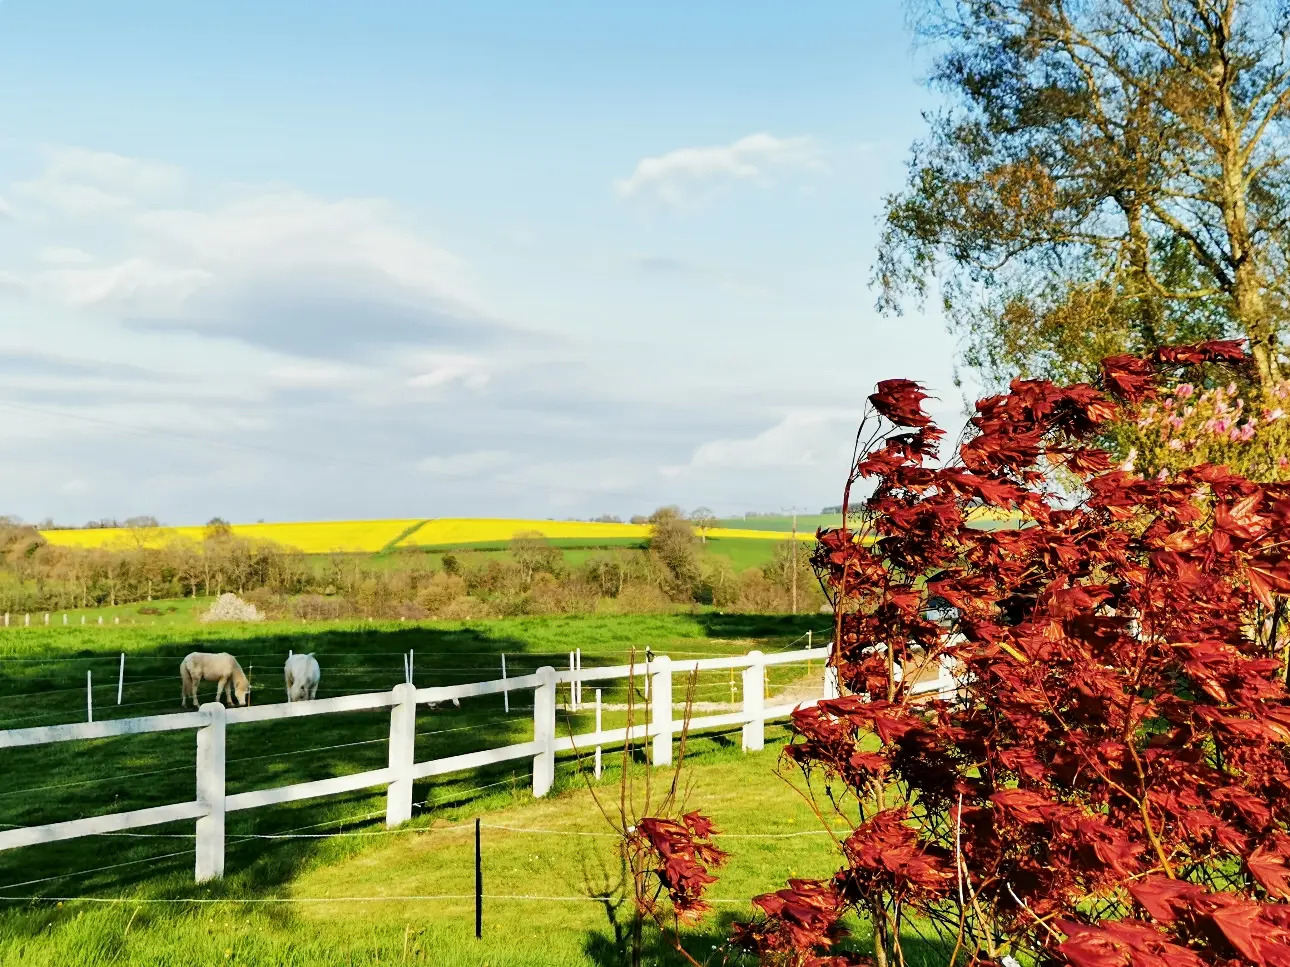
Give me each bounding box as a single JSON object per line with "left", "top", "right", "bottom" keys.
{"left": 0, "top": 640, "right": 965, "bottom": 886}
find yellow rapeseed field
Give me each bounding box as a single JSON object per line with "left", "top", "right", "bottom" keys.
{"left": 39, "top": 519, "right": 423, "bottom": 554}
{"left": 39, "top": 508, "right": 1022, "bottom": 555}
{"left": 399, "top": 519, "right": 815, "bottom": 546}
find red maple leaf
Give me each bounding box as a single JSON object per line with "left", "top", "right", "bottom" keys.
{"left": 869, "top": 378, "right": 933, "bottom": 428}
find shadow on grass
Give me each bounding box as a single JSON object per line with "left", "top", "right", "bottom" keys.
{"left": 582, "top": 909, "right": 958, "bottom": 967}
{"left": 0, "top": 615, "right": 813, "bottom": 918}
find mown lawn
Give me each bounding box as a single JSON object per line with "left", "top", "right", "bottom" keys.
{"left": 0, "top": 733, "right": 885, "bottom": 966}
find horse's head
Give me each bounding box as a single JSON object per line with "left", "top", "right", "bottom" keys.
{"left": 232, "top": 673, "right": 251, "bottom": 707}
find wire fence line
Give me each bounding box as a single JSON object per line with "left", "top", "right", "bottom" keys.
{"left": 0, "top": 893, "right": 762, "bottom": 906}
{"left": 0, "top": 814, "right": 844, "bottom": 901}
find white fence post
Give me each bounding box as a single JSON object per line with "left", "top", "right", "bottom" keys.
{"left": 823, "top": 640, "right": 841, "bottom": 701}
{"left": 650, "top": 655, "right": 673, "bottom": 766}
{"left": 195, "top": 702, "right": 226, "bottom": 882}
{"left": 532, "top": 666, "right": 556, "bottom": 797}
{"left": 117, "top": 653, "right": 125, "bottom": 705}
{"left": 43, "top": 613, "right": 49, "bottom": 626}
{"left": 409, "top": 650, "right": 414, "bottom": 683}
{"left": 741, "top": 652, "right": 765, "bottom": 751}
{"left": 501, "top": 654, "right": 509, "bottom": 713}
{"left": 2, "top": 613, "right": 7, "bottom": 627}
{"left": 23, "top": 614, "right": 29, "bottom": 627}
{"left": 81, "top": 615, "right": 85, "bottom": 625}
{"left": 62, "top": 613, "right": 67, "bottom": 626}
{"left": 386, "top": 682, "right": 417, "bottom": 827}
{"left": 86, "top": 671, "right": 93, "bottom": 723}
{"left": 575, "top": 648, "right": 582, "bottom": 707}
{"left": 594, "top": 688, "right": 603, "bottom": 780}
{"left": 402, "top": 652, "right": 410, "bottom": 685}
{"left": 568, "top": 651, "right": 576, "bottom": 710}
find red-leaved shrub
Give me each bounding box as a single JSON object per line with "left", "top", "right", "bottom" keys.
{"left": 628, "top": 811, "right": 728, "bottom": 926}
{"left": 738, "top": 341, "right": 1290, "bottom": 966}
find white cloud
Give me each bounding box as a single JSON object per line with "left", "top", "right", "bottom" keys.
{"left": 417, "top": 450, "right": 511, "bottom": 477}
{"left": 37, "top": 246, "right": 96, "bottom": 265}
{"left": 0, "top": 195, "right": 13, "bottom": 218}
{"left": 614, "top": 133, "right": 825, "bottom": 206}
{"left": 8, "top": 156, "right": 493, "bottom": 363}
{"left": 135, "top": 191, "right": 475, "bottom": 307}
{"left": 663, "top": 411, "right": 856, "bottom": 476}
{"left": 266, "top": 362, "right": 369, "bottom": 389}
{"left": 406, "top": 354, "right": 491, "bottom": 392}
{"left": 31, "top": 257, "right": 214, "bottom": 312}
{"left": 15, "top": 147, "right": 185, "bottom": 216}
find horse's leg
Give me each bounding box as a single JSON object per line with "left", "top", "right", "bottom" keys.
{"left": 217, "top": 677, "right": 227, "bottom": 705}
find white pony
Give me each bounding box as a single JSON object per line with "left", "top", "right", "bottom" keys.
{"left": 180, "top": 652, "right": 251, "bottom": 708}
{"left": 284, "top": 653, "right": 321, "bottom": 702}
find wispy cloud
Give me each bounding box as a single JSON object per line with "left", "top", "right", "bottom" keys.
{"left": 662, "top": 411, "right": 857, "bottom": 477}
{"left": 417, "top": 449, "right": 511, "bottom": 477}
{"left": 14, "top": 147, "right": 185, "bottom": 216}
{"left": 614, "top": 132, "right": 825, "bottom": 207}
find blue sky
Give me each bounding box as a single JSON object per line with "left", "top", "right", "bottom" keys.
{"left": 0, "top": 1, "right": 962, "bottom": 525}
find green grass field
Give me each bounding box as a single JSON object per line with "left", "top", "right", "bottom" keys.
{"left": 717, "top": 515, "right": 844, "bottom": 533}
{"left": 378, "top": 534, "right": 793, "bottom": 574}
{"left": 0, "top": 614, "right": 889, "bottom": 966}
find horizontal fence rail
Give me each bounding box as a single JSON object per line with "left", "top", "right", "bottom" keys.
{"left": 0, "top": 642, "right": 962, "bottom": 882}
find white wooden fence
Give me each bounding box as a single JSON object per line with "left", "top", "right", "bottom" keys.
{"left": 0, "top": 644, "right": 958, "bottom": 883}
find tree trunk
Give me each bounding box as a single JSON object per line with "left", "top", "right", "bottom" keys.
{"left": 1125, "top": 200, "right": 1163, "bottom": 349}
{"left": 1216, "top": 19, "right": 1282, "bottom": 391}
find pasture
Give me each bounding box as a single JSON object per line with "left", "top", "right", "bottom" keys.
{"left": 0, "top": 613, "right": 863, "bottom": 966}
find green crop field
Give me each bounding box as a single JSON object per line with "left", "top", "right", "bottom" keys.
{"left": 717, "top": 514, "right": 845, "bottom": 533}
{"left": 0, "top": 614, "right": 907, "bottom": 966}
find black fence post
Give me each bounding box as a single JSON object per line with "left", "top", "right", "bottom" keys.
{"left": 475, "top": 817, "right": 482, "bottom": 939}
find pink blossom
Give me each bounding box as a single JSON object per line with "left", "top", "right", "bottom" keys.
{"left": 1168, "top": 438, "right": 1184, "bottom": 450}
{"left": 1227, "top": 382, "right": 1238, "bottom": 395}
{"left": 1230, "top": 427, "right": 1242, "bottom": 441}
{"left": 1280, "top": 456, "right": 1290, "bottom": 469}
{"left": 1269, "top": 408, "right": 1285, "bottom": 421}
{"left": 1175, "top": 383, "right": 1195, "bottom": 399}
{"left": 1156, "top": 469, "right": 1169, "bottom": 481}
{"left": 1170, "top": 417, "right": 1184, "bottom": 431}
{"left": 1212, "top": 418, "right": 1231, "bottom": 435}
{"left": 1239, "top": 423, "right": 1256, "bottom": 442}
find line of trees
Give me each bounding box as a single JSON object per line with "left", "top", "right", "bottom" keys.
{"left": 0, "top": 510, "right": 824, "bottom": 619}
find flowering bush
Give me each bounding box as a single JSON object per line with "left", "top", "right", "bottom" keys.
{"left": 1117, "top": 378, "right": 1290, "bottom": 482}
{"left": 736, "top": 341, "right": 1290, "bottom": 967}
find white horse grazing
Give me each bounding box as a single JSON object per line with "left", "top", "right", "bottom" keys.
{"left": 284, "top": 653, "right": 321, "bottom": 702}
{"left": 180, "top": 652, "right": 251, "bottom": 708}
